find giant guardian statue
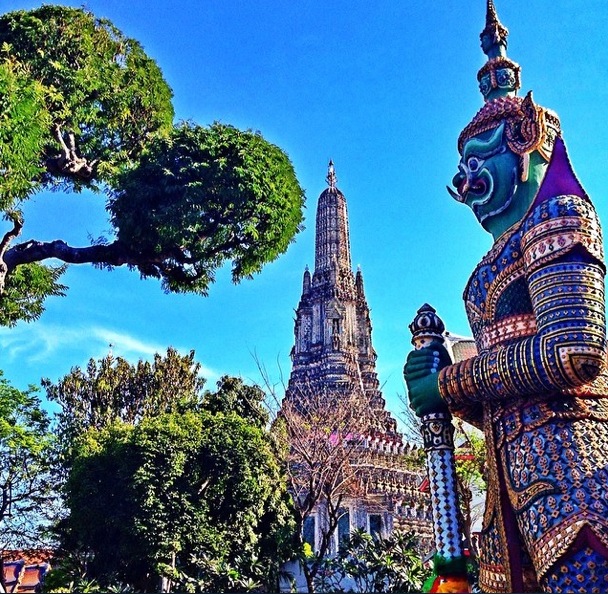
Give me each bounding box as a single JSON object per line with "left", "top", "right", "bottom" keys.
{"left": 405, "top": 2, "right": 608, "bottom": 591}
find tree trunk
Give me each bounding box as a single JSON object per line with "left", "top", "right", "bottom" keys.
{"left": 302, "top": 565, "right": 315, "bottom": 593}
{"left": 159, "top": 551, "right": 175, "bottom": 592}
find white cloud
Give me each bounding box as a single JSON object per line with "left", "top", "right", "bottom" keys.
{"left": 0, "top": 323, "right": 219, "bottom": 384}
{"left": 90, "top": 327, "right": 166, "bottom": 360}
{"left": 0, "top": 324, "right": 85, "bottom": 363}
{"left": 90, "top": 327, "right": 220, "bottom": 383}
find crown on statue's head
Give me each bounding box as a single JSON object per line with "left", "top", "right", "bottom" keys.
{"left": 477, "top": 0, "right": 520, "bottom": 100}
{"left": 477, "top": 56, "right": 520, "bottom": 100}
{"left": 458, "top": 0, "right": 560, "bottom": 161}
{"left": 458, "top": 92, "right": 561, "bottom": 161}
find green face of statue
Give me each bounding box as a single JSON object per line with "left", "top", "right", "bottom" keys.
{"left": 451, "top": 124, "right": 519, "bottom": 230}
{"left": 450, "top": 123, "right": 547, "bottom": 240}
{"left": 480, "top": 31, "right": 506, "bottom": 59}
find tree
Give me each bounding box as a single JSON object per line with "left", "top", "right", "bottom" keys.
{"left": 452, "top": 420, "right": 486, "bottom": 558}
{"left": 0, "top": 371, "right": 55, "bottom": 552}
{"left": 314, "top": 528, "right": 427, "bottom": 593}
{"left": 275, "top": 387, "right": 391, "bottom": 593}
{"left": 0, "top": 6, "right": 305, "bottom": 325}
{"left": 202, "top": 375, "right": 269, "bottom": 429}
{"left": 108, "top": 123, "right": 305, "bottom": 295}
{"left": 45, "top": 353, "right": 296, "bottom": 592}
{"left": 58, "top": 411, "right": 294, "bottom": 592}
{"left": 44, "top": 348, "right": 204, "bottom": 439}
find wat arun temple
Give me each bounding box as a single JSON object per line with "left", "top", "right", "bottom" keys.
{"left": 281, "top": 161, "right": 436, "bottom": 554}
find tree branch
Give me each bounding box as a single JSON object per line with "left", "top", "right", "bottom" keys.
{"left": 0, "top": 212, "right": 24, "bottom": 293}
{"left": 46, "top": 123, "right": 96, "bottom": 181}
{"left": 0, "top": 212, "right": 24, "bottom": 261}
{"left": 4, "top": 239, "right": 140, "bottom": 271}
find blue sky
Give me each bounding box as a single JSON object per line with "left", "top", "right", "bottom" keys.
{"left": 1, "top": 1, "right": 608, "bottom": 426}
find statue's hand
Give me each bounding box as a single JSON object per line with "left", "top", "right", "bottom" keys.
{"left": 404, "top": 341, "right": 451, "bottom": 418}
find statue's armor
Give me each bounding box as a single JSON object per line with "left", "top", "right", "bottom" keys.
{"left": 438, "top": 192, "right": 608, "bottom": 592}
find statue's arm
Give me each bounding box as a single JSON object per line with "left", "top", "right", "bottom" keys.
{"left": 439, "top": 195, "right": 607, "bottom": 410}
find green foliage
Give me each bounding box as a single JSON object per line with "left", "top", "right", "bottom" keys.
{"left": 44, "top": 347, "right": 205, "bottom": 447}
{"left": 58, "top": 409, "right": 295, "bottom": 592}
{"left": 0, "top": 6, "right": 305, "bottom": 325}
{"left": 170, "top": 552, "right": 264, "bottom": 593}
{"left": 136, "top": 410, "right": 294, "bottom": 591}
{"left": 0, "top": 5, "right": 174, "bottom": 189}
{"left": 0, "top": 370, "right": 56, "bottom": 548}
{"left": 454, "top": 425, "right": 486, "bottom": 560}
{"left": 202, "top": 375, "right": 269, "bottom": 428}
{"left": 314, "top": 528, "right": 427, "bottom": 593}
{"left": 42, "top": 571, "right": 126, "bottom": 594}
{"left": 455, "top": 429, "right": 486, "bottom": 495}
{"left": 401, "top": 443, "right": 426, "bottom": 471}
{"left": 59, "top": 422, "right": 140, "bottom": 586}
{"left": 0, "top": 260, "right": 66, "bottom": 326}
{"left": 109, "top": 122, "right": 305, "bottom": 294}
{"left": 0, "top": 59, "right": 49, "bottom": 205}
{"left": 0, "top": 371, "right": 49, "bottom": 453}
{"left": 46, "top": 354, "right": 296, "bottom": 592}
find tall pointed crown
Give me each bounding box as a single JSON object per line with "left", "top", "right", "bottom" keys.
{"left": 481, "top": 0, "right": 508, "bottom": 47}
{"left": 458, "top": 0, "right": 560, "bottom": 160}
{"left": 477, "top": 0, "right": 520, "bottom": 100}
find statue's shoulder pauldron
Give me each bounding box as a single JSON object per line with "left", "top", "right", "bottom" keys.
{"left": 521, "top": 194, "right": 605, "bottom": 273}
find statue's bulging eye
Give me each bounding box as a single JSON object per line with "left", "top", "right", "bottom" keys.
{"left": 468, "top": 157, "right": 481, "bottom": 172}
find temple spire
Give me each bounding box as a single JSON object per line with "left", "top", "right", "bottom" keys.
{"left": 326, "top": 159, "right": 337, "bottom": 190}
{"left": 314, "top": 161, "right": 352, "bottom": 274}
{"left": 285, "top": 164, "right": 399, "bottom": 437}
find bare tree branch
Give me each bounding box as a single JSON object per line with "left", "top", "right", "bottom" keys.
{"left": 0, "top": 211, "right": 24, "bottom": 294}
{"left": 46, "top": 123, "right": 96, "bottom": 181}
{"left": 7, "top": 236, "right": 143, "bottom": 270}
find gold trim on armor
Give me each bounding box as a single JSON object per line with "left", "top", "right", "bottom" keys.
{"left": 479, "top": 314, "right": 537, "bottom": 351}
{"left": 532, "top": 517, "right": 608, "bottom": 580}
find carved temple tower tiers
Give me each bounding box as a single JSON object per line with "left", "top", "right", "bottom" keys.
{"left": 282, "top": 164, "right": 432, "bottom": 563}
{"left": 286, "top": 161, "right": 398, "bottom": 436}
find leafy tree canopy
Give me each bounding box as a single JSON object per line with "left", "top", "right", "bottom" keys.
{"left": 0, "top": 5, "right": 305, "bottom": 325}
{"left": 0, "top": 370, "right": 55, "bottom": 549}
{"left": 44, "top": 350, "right": 296, "bottom": 591}
{"left": 202, "top": 375, "right": 269, "bottom": 428}
{"left": 108, "top": 122, "right": 305, "bottom": 294}
{"left": 44, "top": 347, "right": 205, "bottom": 448}
{"left": 0, "top": 59, "right": 49, "bottom": 206}
{"left": 0, "top": 5, "right": 174, "bottom": 190}
{"left": 53, "top": 399, "right": 295, "bottom": 591}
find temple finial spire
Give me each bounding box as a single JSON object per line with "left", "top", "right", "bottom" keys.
{"left": 315, "top": 160, "right": 352, "bottom": 274}
{"left": 326, "top": 159, "right": 337, "bottom": 190}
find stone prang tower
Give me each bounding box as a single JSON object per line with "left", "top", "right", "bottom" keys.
{"left": 282, "top": 162, "right": 433, "bottom": 563}
{"left": 285, "top": 161, "right": 399, "bottom": 437}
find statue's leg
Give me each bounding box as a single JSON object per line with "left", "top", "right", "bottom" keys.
{"left": 541, "top": 543, "right": 608, "bottom": 593}
{"left": 498, "top": 408, "right": 608, "bottom": 592}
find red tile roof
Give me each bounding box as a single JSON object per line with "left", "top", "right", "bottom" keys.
{"left": 2, "top": 551, "right": 52, "bottom": 593}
